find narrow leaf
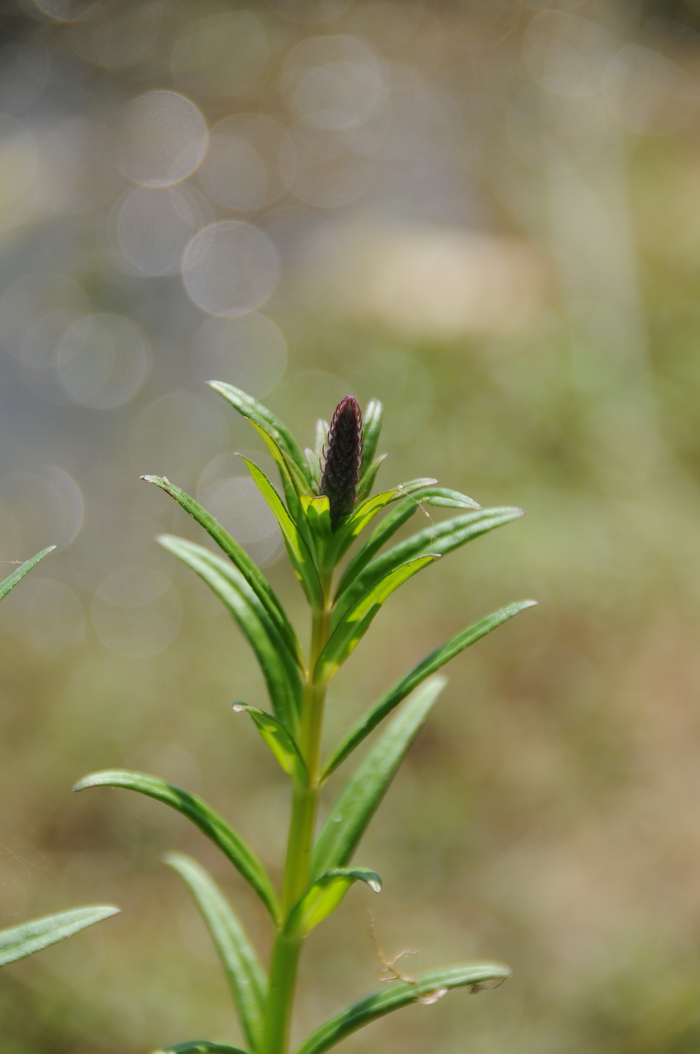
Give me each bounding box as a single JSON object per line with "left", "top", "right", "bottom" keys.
{"left": 287, "top": 868, "right": 381, "bottom": 936}
{"left": 238, "top": 458, "right": 323, "bottom": 609}
{"left": 232, "top": 703, "right": 307, "bottom": 786}
{"left": 0, "top": 546, "right": 55, "bottom": 602}
{"left": 249, "top": 420, "right": 311, "bottom": 500}
{"left": 150, "top": 1043, "right": 247, "bottom": 1054}
{"left": 300, "top": 494, "right": 332, "bottom": 554}
{"left": 315, "top": 418, "right": 330, "bottom": 459}
{"left": 165, "top": 852, "right": 266, "bottom": 1053}
{"left": 355, "top": 455, "right": 385, "bottom": 504}
{"left": 246, "top": 423, "right": 318, "bottom": 559}
{"left": 335, "top": 507, "right": 523, "bottom": 624}
{"left": 209, "top": 381, "right": 311, "bottom": 485}
{"left": 304, "top": 448, "right": 322, "bottom": 490}
{"left": 323, "top": 600, "right": 537, "bottom": 779}
{"left": 324, "top": 490, "right": 400, "bottom": 567}
{"left": 337, "top": 489, "right": 487, "bottom": 599}
{"left": 158, "top": 536, "right": 302, "bottom": 729}
{"left": 318, "top": 556, "right": 438, "bottom": 683}
{"left": 142, "top": 476, "right": 300, "bottom": 664}
{"left": 359, "top": 399, "right": 383, "bottom": 473}
{"left": 312, "top": 677, "right": 446, "bottom": 877}
{"left": 0, "top": 905, "right": 118, "bottom": 967}
{"left": 74, "top": 770, "right": 280, "bottom": 923}
{"left": 294, "top": 961, "right": 511, "bottom": 1054}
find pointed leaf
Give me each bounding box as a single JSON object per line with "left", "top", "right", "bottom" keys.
{"left": 359, "top": 399, "right": 383, "bottom": 474}
{"left": 287, "top": 868, "right": 381, "bottom": 936}
{"left": 317, "top": 556, "right": 438, "bottom": 684}
{"left": 248, "top": 421, "right": 312, "bottom": 508}
{"left": 315, "top": 418, "right": 330, "bottom": 460}
{"left": 165, "top": 852, "right": 266, "bottom": 1053}
{"left": 238, "top": 458, "right": 323, "bottom": 609}
{"left": 337, "top": 488, "right": 486, "bottom": 598}
{"left": 209, "top": 381, "right": 311, "bottom": 485}
{"left": 335, "top": 507, "right": 523, "bottom": 625}
{"left": 245, "top": 424, "right": 321, "bottom": 566}
{"left": 74, "top": 770, "right": 280, "bottom": 923}
{"left": 304, "top": 448, "right": 322, "bottom": 491}
{"left": 294, "top": 961, "right": 511, "bottom": 1054}
{"left": 324, "top": 490, "right": 401, "bottom": 567}
{"left": 232, "top": 703, "right": 307, "bottom": 786}
{"left": 355, "top": 455, "right": 385, "bottom": 504}
{"left": 300, "top": 495, "right": 332, "bottom": 554}
{"left": 313, "top": 677, "right": 446, "bottom": 877}
{"left": 323, "top": 601, "right": 537, "bottom": 779}
{"left": 158, "top": 535, "right": 302, "bottom": 729}
{"left": 142, "top": 476, "right": 301, "bottom": 664}
{"left": 150, "top": 1043, "right": 247, "bottom": 1054}
{"left": 0, "top": 905, "right": 118, "bottom": 967}
{"left": 0, "top": 546, "right": 55, "bottom": 602}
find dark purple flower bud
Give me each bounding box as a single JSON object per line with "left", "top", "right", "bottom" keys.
{"left": 320, "top": 396, "right": 363, "bottom": 527}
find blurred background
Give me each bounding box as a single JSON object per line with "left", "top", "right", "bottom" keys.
{"left": 1, "top": 0, "right": 700, "bottom": 1050}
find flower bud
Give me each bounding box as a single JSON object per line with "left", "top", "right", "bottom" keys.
{"left": 320, "top": 396, "right": 363, "bottom": 527}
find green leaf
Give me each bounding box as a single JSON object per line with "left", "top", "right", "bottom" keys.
{"left": 335, "top": 507, "right": 523, "bottom": 625}
{"left": 317, "top": 556, "right": 438, "bottom": 684}
{"left": 355, "top": 455, "right": 385, "bottom": 504}
{"left": 248, "top": 421, "right": 312, "bottom": 507}
{"left": 209, "top": 381, "right": 311, "bottom": 485}
{"left": 304, "top": 448, "right": 322, "bottom": 490}
{"left": 359, "top": 399, "right": 383, "bottom": 473}
{"left": 323, "top": 600, "right": 537, "bottom": 779}
{"left": 245, "top": 423, "right": 321, "bottom": 568}
{"left": 142, "top": 476, "right": 301, "bottom": 664}
{"left": 0, "top": 546, "right": 55, "bottom": 602}
{"left": 0, "top": 905, "right": 118, "bottom": 967}
{"left": 312, "top": 677, "right": 446, "bottom": 877}
{"left": 232, "top": 703, "right": 307, "bottom": 786}
{"left": 300, "top": 494, "right": 332, "bottom": 556}
{"left": 238, "top": 458, "right": 323, "bottom": 609}
{"left": 287, "top": 868, "right": 381, "bottom": 936}
{"left": 158, "top": 536, "right": 302, "bottom": 729}
{"left": 150, "top": 1043, "right": 247, "bottom": 1054}
{"left": 337, "top": 488, "right": 485, "bottom": 598}
{"left": 294, "top": 961, "right": 511, "bottom": 1054}
{"left": 74, "top": 770, "right": 280, "bottom": 923}
{"left": 324, "top": 489, "right": 402, "bottom": 567}
{"left": 314, "top": 418, "right": 330, "bottom": 459}
{"left": 165, "top": 852, "right": 266, "bottom": 1053}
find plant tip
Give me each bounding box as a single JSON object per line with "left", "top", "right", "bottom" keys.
{"left": 321, "top": 396, "right": 363, "bottom": 527}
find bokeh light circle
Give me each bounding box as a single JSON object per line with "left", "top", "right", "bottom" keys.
{"left": 200, "top": 114, "right": 287, "bottom": 207}
{"left": 0, "top": 272, "right": 89, "bottom": 359}
{"left": 119, "top": 90, "right": 208, "bottom": 186}
{"left": 130, "top": 391, "right": 229, "bottom": 488}
{"left": 0, "top": 578, "right": 84, "bottom": 658}
{"left": 31, "top": 0, "right": 97, "bottom": 22}
{"left": 181, "top": 221, "right": 279, "bottom": 316}
{"left": 191, "top": 314, "right": 286, "bottom": 397}
{"left": 57, "top": 313, "right": 151, "bottom": 408}
{"left": 198, "top": 136, "right": 268, "bottom": 211}
{"left": 283, "top": 35, "right": 385, "bottom": 129}
{"left": 114, "top": 184, "right": 211, "bottom": 275}
{"left": 0, "top": 467, "right": 84, "bottom": 558}
{"left": 172, "top": 11, "right": 268, "bottom": 97}
{"left": 92, "top": 566, "right": 181, "bottom": 658}
{"left": 198, "top": 452, "right": 283, "bottom": 566}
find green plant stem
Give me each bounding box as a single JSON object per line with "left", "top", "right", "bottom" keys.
{"left": 263, "top": 599, "right": 332, "bottom": 1054}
